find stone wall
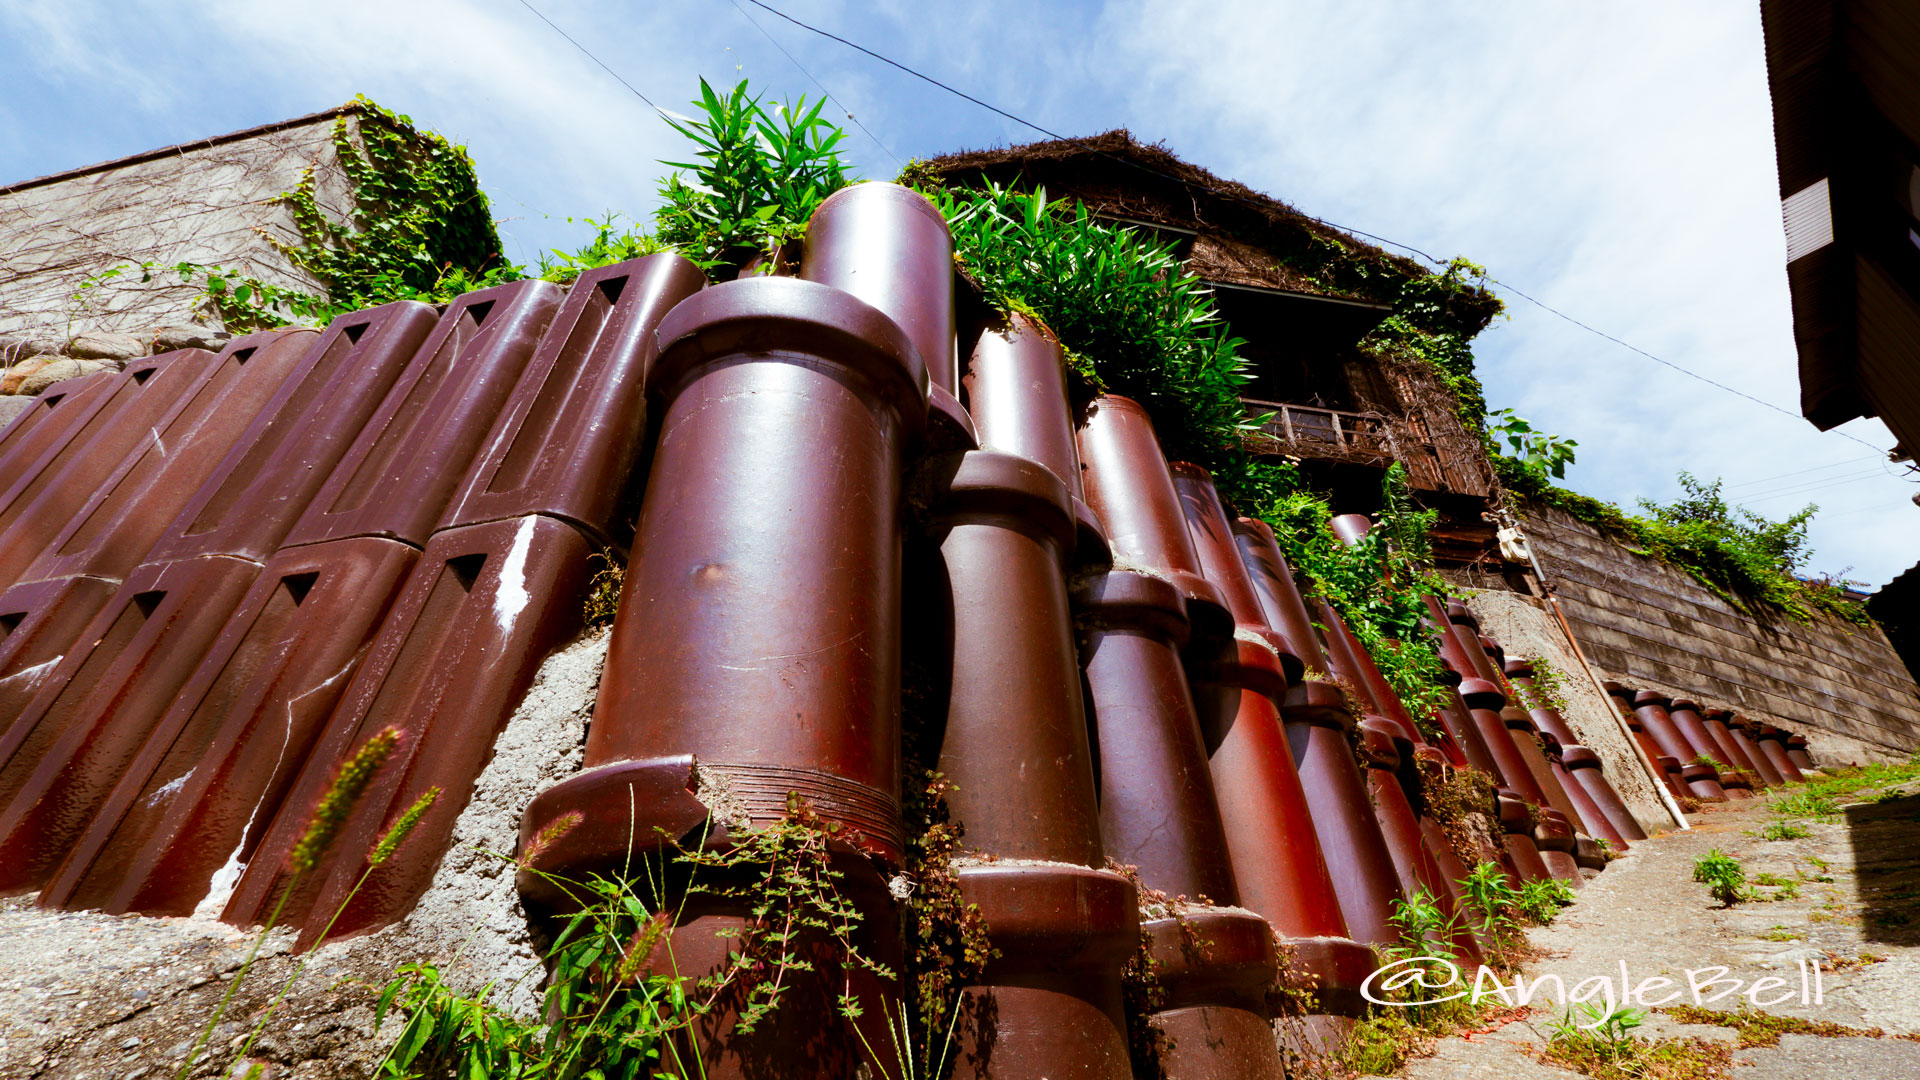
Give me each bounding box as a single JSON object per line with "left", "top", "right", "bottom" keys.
{"left": 0, "top": 106, "right": 367, "bottom": 429}
{"left": 0, "top": 106, "right": 361, "bottom": 340}
{"left": 1464, "top": 504, "right": 1920, "bottom": 764}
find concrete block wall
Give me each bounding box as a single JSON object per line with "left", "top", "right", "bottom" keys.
{"left": 1479, "top": 504, "right": 1920, "bottom": 763}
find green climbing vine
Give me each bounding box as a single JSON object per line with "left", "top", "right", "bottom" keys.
{"left": 1496, "top": 461, "right": 1869, "bottom": 626}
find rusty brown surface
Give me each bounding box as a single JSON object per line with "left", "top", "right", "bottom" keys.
{"left": 0, "top": 351, "right": 215, "bottom": 590}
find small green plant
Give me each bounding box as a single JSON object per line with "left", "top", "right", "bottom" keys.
{"left": 178, "top": 729, "right": 431, "bottom": 1080}
{"left": 1516, "top": 878, "right": 1576, "bottom": 924}
{"left": 582, "top": 552, "right": 624, "bottom": 629}
{"left": 1692, "top": 753, "right": 1726, "bottom": 769}
{"left": 1758, "top": 820, "right": 1809, "bottom": 840}
{"left": 1485, "top": 408, "right": 1577, "bottom": 480}
{"left": 1692, "top": 850, "right": 1747, "bottom": 907}
{"left": 1772, "top": 790, "right": 1841, "bottom": 819}
{"left": 655, "top": 78, "right": 851, "bottom": 274}
{"left": 1457, "top": 861, "right": 1523, "bottom": 957}
{"left": 1547, "top": 1001, "right": 1644, "bottom": 1061}
{"left": 1540, "top": 1001, "right": 1731, "bottom": 1080}
{"left": 1759, "top": 925, "right": 1800, "bottom": 942}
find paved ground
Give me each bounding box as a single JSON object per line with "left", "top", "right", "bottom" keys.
{"left": 1380, "top": 771, "right": 1920, "bottom": 1079}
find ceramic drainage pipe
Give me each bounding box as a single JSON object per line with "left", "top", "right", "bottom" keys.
{"left": 518, "top": 183, "right": 944, "bottom": 1076}
{"left": 1316, "top": 598, "right": 1482, "bottom": 931}
{"left": 1702, "top": 708, "right": 1768, "bottom": 789}
{"left": 1609, "top": 683, "right": 1690, "bottom": 800}
{"left": 1074, "top": 399, "right": 1289, "bottom": 1080}
{"left": 1669, "top": 699, "right": 1744, "bottom": 798}
{"left": 1786, "top": 735, "right": 1816, "bottom": 774}
{"left": 1560, "top": 746, "right": 1647, "bottom": 843}
{"left": 1631, "top": 692, "right": 1726, "bottom": 802}
{"left": 1755, "top": 727, "right": 1807, "bottom": 783}
{"left": 1357, "top": 718, "right": 1485, "bottom": 965}
{"left": 1172, "top": 471, "right": 1378, "bottom": 1040}
{"left": 1728, "top": 716, "right": 1786, "bottom": 787}
{"left": 909, "top": 313, "right": 1137, "bottom": 1080}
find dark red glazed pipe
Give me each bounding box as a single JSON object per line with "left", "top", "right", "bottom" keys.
{"left": 1702, "top": 709, "right": 1767, "bottom": 788}
{"left": 1073, "top": 401, "right": 1290, "bottom": 1080}
{"left": 1357, "top": 719, "right": 1483, "bottom": 965}
{"left": 1560, "top": 746, "right": 1646, "bottom": 842}
{"left": 1755, "top": 728, "right": 1806, "bottom": 783}
{"left": 1729, "top": 717, "right": 1786, "bottom": 787}
{"left": 1222, "top": 514, "right": 1405, "bottom": 945}
{"left": 519, "top": 184, "right": 940, "bottom": 1076}
{"left": 917, "top": 314, "right": 1134, "bottom": 1079}
{"left": 1786, "top": 735, "right": 1816, "bottom": 774}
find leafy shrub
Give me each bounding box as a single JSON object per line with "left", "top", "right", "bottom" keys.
{"left": 1516, "top": 878, "right": 1576, "bottom": 924}
{"left": 1759, "top": 821, "right": 1809, "bottom": 841}
{"left": 1692, "top": 850, "right": 1746, "bottom": 907}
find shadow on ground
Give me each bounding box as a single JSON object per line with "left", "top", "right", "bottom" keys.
{"left": 1848, "top": 792, "right": 1920, "bottom": 946}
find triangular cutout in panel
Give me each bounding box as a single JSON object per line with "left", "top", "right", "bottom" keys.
{"left": 343, "top": 321, "right": 370, "bottom": 343}
{"left": 42, "top": 394, "right": 64, "bottom": 409}
{"left": 233, "top": 347, "right": 257, "bottom": 364}
{"left": 133, "top": 591, "right": 165, "bottom": 618}
{"left": 282, "top": 571, "right": 319, "bottom": 606}
{"left": 597, "top": 276, "right": 628, "bottom": 305}
{"left": 0, "top": 612, "right": 22, "bottom": 640}
{"left": 465, "top": 300, "right": 496, "bottom": 327}
{"left": 131, "top": 369, "right": 154, "bottom": 384}
{"left": 447, "top": 553, "right": 487, "bottom": 591}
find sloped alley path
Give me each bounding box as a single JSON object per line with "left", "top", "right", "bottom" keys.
{"left": 1379, "top": 772, "right": 1920, "bottom": 1079}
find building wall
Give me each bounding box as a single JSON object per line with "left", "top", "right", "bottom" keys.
{"left": 1490, "top": 504, "right": 1920, "bottom": 763}
{"left": 0, "top": 108, "right": 359, "bottom": 346}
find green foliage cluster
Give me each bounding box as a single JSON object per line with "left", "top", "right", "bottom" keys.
{"left": 1692, "top": 849, "right": 1747, "bottom": 907}
{"left": 379, "top": 799, "right": 954, "bottom": 1080}
{"left": 1357, "top": 257, "right": 1503, "bottom": 431}
{"left": 1499, "top": 461, "right": 1869, "bottom": 627}
{"left": 277, "top": 97, "right": 507, "bottom": 312}
{"left": 655, "top": 79, "right": 851, "bottom": 273}
{"left": 1266, "top": 466, "right": 1454, "bottom": 721}
{"left": 1539, "top": 1002, "right": 1739, "bottom": 1080}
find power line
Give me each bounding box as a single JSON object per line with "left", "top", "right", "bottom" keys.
{"left": 743, "top": 0, "right": 1903, "bottom": 464}
{"left": 1725, "top": 454, "right": 1883, "bottom": 490}
{"left": 726, "top": 0, "right": 901, "bottom": 166}
{"left": 1741, "top": 471, "right": 1887, "bottom": 504}
{"left": 512, "top": 0, "right": 674, "bottom": 120}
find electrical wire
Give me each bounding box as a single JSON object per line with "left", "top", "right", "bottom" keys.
{"left": 1725, "top": 454, "right": 1884, "bottom": 490}
{"left": 512, "top": 0, "right": 676, "bottom": 120}
{"left": 742, "top": 0, "right": 1903, "bottom": 463}
{"left": 725, "top": 0, "right": 902, "bottom": 166}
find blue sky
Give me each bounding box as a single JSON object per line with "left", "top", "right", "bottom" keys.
{"left": 7, "top": 1, "right": 1918, "bottom": 585}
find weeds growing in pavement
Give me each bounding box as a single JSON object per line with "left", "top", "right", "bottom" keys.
{"left": 1538, "top": 1001, "right": 1732, "bottom": 1080}
{"left": 1692, "top": 850, "right": 1747, "bottom": 907}
{"left": 1758, "top": 820, "right": 1809, "bottom": 841}
{"left": 1515, "top": 879, "right": 1577, "bottom": 925}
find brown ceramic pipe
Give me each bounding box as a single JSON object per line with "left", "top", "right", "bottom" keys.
{"left": 1221, "top": 515, "right": 1406, "bottom": 945}
{"left": 1171, "top": 470, "right": 1377, "bottom": 1034}
{"left": 1786, "top": 735, "right": 1815, "bottom": 773}
{"left": 910, "top": 313, "right": 1136, "bottom": 1079}
{"left": 1357, "top": 719, "right": 1484, "bottom": 965}
{"left": 1701, "top": 708, "right": 1767, "bottom": 788}
{"left": 1608, "top": 683, "right": 1689, "bottom": 799}
{"left": 1533, "top": 808, "right": 1584, "bottom": 890}
{"left": 1073, "top": 402, "right": 1288, "bottom": 1078}
{"left": 1755, "top": 727, "right": 1806, "bottom": 783}
{"left": 1560, "top": 747, "right": 1647, "bottom": 842}
{"left": 519, "top": 185, "right": 943, "bottom": 1076}
{"left": 1728, "top": 716, "right": 1786, "bottom": 787}
{"left": 1497, "top": 794, "right": 1552, "bottom": 885}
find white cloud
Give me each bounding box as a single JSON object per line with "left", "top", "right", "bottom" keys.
{"left": 6, "top": 0, "right": 1913, "bottom": 582}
